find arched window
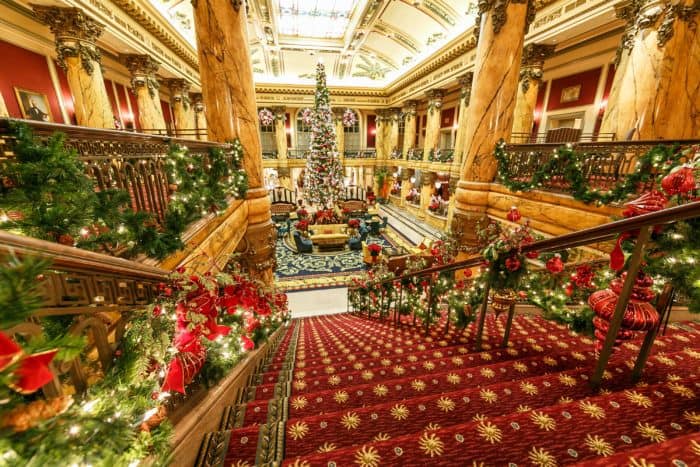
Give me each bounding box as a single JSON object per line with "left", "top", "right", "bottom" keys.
{"left": 258, "top": 108, "right": 276, "bottom": 154}
{"left": 296, "top": 108, "right": 313, "bottom": 150}
{"left": 342, "top": 108, "right": 361, "bottom": 151}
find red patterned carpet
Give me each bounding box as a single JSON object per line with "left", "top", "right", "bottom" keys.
{"left": 197, "top": 313, "right": 700, "bottom": 466}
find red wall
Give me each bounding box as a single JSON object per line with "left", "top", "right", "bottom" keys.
{"left": 366, "top": 114, "right": 376, "bottom": 148}
{"left": 161, "top": 100, "right": 172, "bottom": 128}
{"left": 285, "top": 112, "right": 291, "bottom": 147}
{"left": 547, "top": 67, "right": 602, "bottom": 112}
{"left": 440, "top": 107, "right": 455, "bottom": 128}
{"left": 55, "top": 64, "right": 75, "bottom": 124}
{"left": 114, "top": 83, "right": 134, "bottom": 129}
{"left": 104, "top": 79, "right": 120, "bottom": 124}
{"left": 127, "top": 90, "right": 141, "bottom": 130}
{"left": 0, "top": 40, "right": 66, "bottom": 123}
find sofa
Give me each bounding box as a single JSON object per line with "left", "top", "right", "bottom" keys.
{"left": 309, "top": 223, "right": 350, "bottom": 251}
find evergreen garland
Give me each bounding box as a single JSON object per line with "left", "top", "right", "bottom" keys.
{"left": 494, "top": 140, "right": 689, "bottom": 204}
{"left": 1, "top": 256, "right": 288, "bottom": 466}
{"left": 0, "top": 123, "right": 248, "bottom": 260}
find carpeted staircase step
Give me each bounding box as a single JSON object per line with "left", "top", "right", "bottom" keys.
{"left": 279, "top": 352, "right": 700, "bottom": 458}
{"left": 220, "top": 342, "right": 700, "bottom": 462}
{"left": 284, "top": 375, "right": 700, "bottom": 466}
{"left": 197, "top": 312, "right": 700, "bottom": 466}
{"left": 572, "top": 431, "right": 700, "bottom": 466}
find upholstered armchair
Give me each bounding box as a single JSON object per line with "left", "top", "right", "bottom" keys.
{"left": 348, "top": 226, "right": 369, "bottom": 251}
{"left": 293, "top": 230, "right": 313, "bottom": 253}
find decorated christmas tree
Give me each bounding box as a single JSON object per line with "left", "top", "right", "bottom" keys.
{"left": 303, "top": 62, "right": 344, "bottom": 207}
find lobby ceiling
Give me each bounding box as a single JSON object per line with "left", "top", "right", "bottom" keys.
{"left": 148, "top": 0, "right": 478, "bottom": 87}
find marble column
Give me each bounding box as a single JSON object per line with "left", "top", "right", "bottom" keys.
{"left": 387, "top": 107, "right": 402, "bottom": 157}
{"left": 420, "top": 171, "right": 436, "bottom": 218}
{"left": 452, "top": 72, "right": 474, "bottom": 175}
{"left": 453, "top": 0, "right": 535, "bottom": 246}
{"left": 273, "top": 106, "right": 292, "bottom": 189}
{"left": 332, "top": 108, "right": 346, "bottom": 158}
{"left": 191, "top": 93, "right": 208, "bottom": 141}
{"left": 401, "top": 100, "right": 418, "bottom": 157}
{"left": 272, "top": 106, "right": 288, "bottom": 159}
{"left": 512, "top": 43, "right": 555, "bottom": 136}
{"left": 165, "top": 78, "right": 193, "bottom": 137}
{"left": 33, "top": 6, "right": 114, "bottom": 128}
{"left": 400, "top": 169, "right": 412, "bottom": 206}
{"left": 122, "top": 54, "right": 166, "bottom": 133}
{"left": 374, "top": 109, "right": 388, "bottom": 160}
{"left": 423, "top": 89, "right": 445, "bottom": 161}
{"left": 192, "top": 0, "right": 273, "bottom": 283}
{"left": 602, "top": 1, "right": 700, "bottom": 139}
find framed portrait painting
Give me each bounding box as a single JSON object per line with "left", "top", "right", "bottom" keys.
{"left": 14, "top": 87, "right": 52, "bottom": 122}
{"left": 560, "top": 85, "right": 582, "bottom": 104}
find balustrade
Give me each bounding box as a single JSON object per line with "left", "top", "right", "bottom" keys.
{"left": 407, "top": 147, "right": 423, "bottom": 161}
{"left": 262, "top": 150, "right": 278, "bottom": 160}
{"left": 498, "top": 139, "right": 700, "bottom": 195}
{"left": 344, "top": 149, "right": 376, "bottom": 159}
{"left": 0, "top": 119, "right": 229, "bottom": 224}
{"left": 287, "top": 149, "right": 308, "bottom": 159}
{"left": 428, "top": 148, "right": 454, "bottom": 163}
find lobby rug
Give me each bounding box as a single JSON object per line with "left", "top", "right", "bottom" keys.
{"left": 275, "top": 233, "right": 395, "bottom": 280}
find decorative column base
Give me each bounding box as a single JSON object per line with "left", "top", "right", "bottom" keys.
{"left": 238, "top": 187, "right": 275, "bottom": 284}
{"left": 451, "top": 180, "right": 491, "bottom": 247}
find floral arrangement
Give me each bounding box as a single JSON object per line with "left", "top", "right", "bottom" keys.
{"left": 367, "top": 243, "right": 382, "bottom": 256}
{"left": 300, "top": 107, "right": 313, "bottom": 125}
{"left": 313, "top": 208, "right": 340, "bottom": 225}
{"left": 479, "top": 214, "right": 537, "bottom": 291}
{"left": 348, "top": 218, "right": 361, "bottom": 229}
{"left": 0, "top": 255, "right": 288, "bottom": 465}
{"left": 258, "top": 108, "right": 274, "bottom": 126}
{"left": 428, "top": 200, "right": 440, "bottom": 211}
{"left": 295, "top": 219, "right": 310, "bottom": 232}
{"left": 342, "top": 108, "right": 357, "bottom": 128}
{"left": 296, "top": 208, "right": 308, "bottom": 219}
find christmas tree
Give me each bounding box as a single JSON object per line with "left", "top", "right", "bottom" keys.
{"left": 303, "top": 62, "right": 344, "bottom": 207}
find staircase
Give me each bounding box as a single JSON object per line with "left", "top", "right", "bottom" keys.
{"left": 196, "top": 312, "right": 700, "bottom": 466}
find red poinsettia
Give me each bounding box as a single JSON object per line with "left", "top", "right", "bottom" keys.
{"left": 297, "top": 209, "right": 308, "bottom": 218}
{"left": 295, "top": 219, "right": 310, "bottom": 231}
{"left": 348, "top": 219, "right": 360, "bottom": 229}
{"left": 368, "top": 243, "right": 382, "bottom": 255}
{"left": 0, "top": 331, "right": 58, "bottom": 394}
{"left": 546, "top": 254, "right": 564, "bottom": 274}
{"left": 661, "top": 166, "right": 695, "bottom": 195}
{"left": 241, "top": 335, "right": 255, "bottom": 352}
{"left": 505, "top": 255, "right": 521, "bottom": 272}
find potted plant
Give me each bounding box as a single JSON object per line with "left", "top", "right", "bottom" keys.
{"left": 295, "top": 219, "right": 310, "bottom": 237}
{"left": 296, "top": 208, "right": 308, "bottom": 219}
{"left": 367, "top": 243, "right": 382, "bottom": 263}
{"left": 348, "top": 218, "right": 361, "bottom": 235}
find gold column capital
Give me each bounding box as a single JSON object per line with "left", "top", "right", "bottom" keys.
{"left": 272, "top": 106, "right": 287, "bottom": 117}
{"left": 32, "top": 5, "right": 105, "bottom": 75}
{"left": 402, "top": 100, "right": 419, "bottom": 117}
{"left": 165, "top": 79, "right": 191, "bottom": 108}
{"left": 475, "top": 0, "right": 537, "bottom": 39}
{"left": 519, "top": 43, "right": 556, "bottom": 93}
{"left": 458, "top": 72, "right": 474, "bottom": 103}
{"left": 425, "top": 89, "right": 445, "bottom": 115}
{"left": 190, "top": 92, "right": 205, "bottom": 112}
{"left": 122, "top": 54, "right": 161, "bottom": 98}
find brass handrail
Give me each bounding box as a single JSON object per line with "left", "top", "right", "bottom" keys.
{"left": 359, "top": 201, "right": 700, "bottom": 288}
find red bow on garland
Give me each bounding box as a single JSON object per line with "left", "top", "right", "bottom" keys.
{"left": 0, "top": 331, "right": 58, "bottom": 394}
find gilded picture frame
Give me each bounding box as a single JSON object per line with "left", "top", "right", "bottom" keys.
{"left": 14, "top": 87, "right": 52, "bottom": 122}
{"left": 560, "top": 85, "right": 582, "bottom": 104}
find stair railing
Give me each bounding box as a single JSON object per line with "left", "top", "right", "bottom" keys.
{"left": 348, "top": 201, "right": 700, "bottom": 388}
{"left": 0, "top": 230, "right": 169, "bottom": 396}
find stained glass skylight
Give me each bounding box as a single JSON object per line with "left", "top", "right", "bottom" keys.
{"left": 278, "top": 0, "right": 354, "bottom": 38}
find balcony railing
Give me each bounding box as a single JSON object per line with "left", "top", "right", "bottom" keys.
{"left": 390, "top": 149, "right": 403, "bottom": 159}
{"left": 0, "top": 119, "right": 229, "bottom": 225}
{"left": 287, "top": 149, "right": 308, "bottom": 159}
{"left": 498, "top": 139, "right": 700, "bottom": 195}
{"left": 262, "top": 150, "right": 278, "bottom": 159}
{"left": 510, "top": 131, "right": 616, "bottom": 144}
{"left": 407, "top": 147, "right": 423, "bottom": 161}
{"left": 428, "top": 148, "right": 454, "bottom": 163}
{"left": 344, "top": 149, "right": 376, "bottom": 159}
{"left": 138, "top": 128, "right": 205, "bottom": 139}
